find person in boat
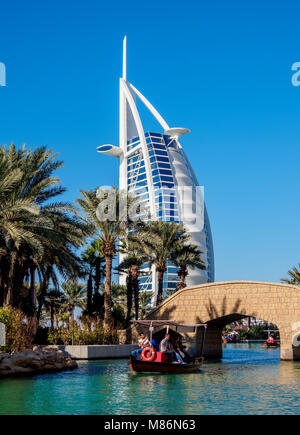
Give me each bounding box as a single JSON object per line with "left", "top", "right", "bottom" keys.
{"left": 266, "top": 334, "right": 277, "bottom": 344}
{"left": 160, "top": 333, "right": 184, "bottom": 364}
{"left": 132, "top": 332, "right": 150, "bottom": 360}
{"left": 174, "top": 336, "right": 191, "bottom": 363}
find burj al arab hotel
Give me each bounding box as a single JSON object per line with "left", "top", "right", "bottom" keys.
{"left": 97, "top": 37, "right": 214, "bottom": 298}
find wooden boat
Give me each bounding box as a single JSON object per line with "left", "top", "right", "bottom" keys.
{"left": 263, "top": 330, "right": 280, "bottom": 348}
{"left": 129, "top": 319, "right": 207, "bottom": 374}
{"left": 129, "top": 355, "right": 203, "bottom": 374}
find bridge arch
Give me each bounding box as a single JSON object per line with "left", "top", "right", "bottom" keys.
{"left": 144, "top": 281, "right": 300, "bottom": 361}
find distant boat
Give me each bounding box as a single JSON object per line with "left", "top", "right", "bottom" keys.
{"left": 263, "top": 330, "right": 280, "bottom": 348}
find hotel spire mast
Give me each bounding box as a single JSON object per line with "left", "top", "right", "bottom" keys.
{"left": 119, "top": 36, "right": 128, "bottom": 196}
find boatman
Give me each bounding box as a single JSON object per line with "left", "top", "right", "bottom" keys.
{"left": 160, "top": 333, "right": 184, "bottom": 364}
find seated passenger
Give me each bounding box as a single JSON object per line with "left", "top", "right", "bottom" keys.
{"left": 174, "top": 336, "right": 191, "bottom": 362}
{"left": 139, "top": 332, "right": 150, "bottom": 348}
{"left": 132, "top": 332, "right": 150, "bottom": 360}
{"left": 160, "top": 333, "right": 184, "bottom": 364}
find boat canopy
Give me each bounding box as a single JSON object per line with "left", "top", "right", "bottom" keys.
{"left": 131, "top": 320, "right": 207, "bottom": 332}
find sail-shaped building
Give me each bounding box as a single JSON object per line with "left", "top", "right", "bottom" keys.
{"left": 97, "top": 37, "right": 214, "bottom": 299}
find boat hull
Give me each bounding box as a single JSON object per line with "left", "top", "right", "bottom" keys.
{"left": 128, "top": 356, "right": 202, "bottom": 374}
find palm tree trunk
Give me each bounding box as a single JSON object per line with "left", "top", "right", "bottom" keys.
{"left": 50, "top": 301, "right": 54, "bottom": 330}
{"left": 94, "top": 257, "right": 101, "bottom": 294}
{"left": 0, "top": 274, "right": 3, "bottom": 307}
{"left": 87, "top": 271, "right": 93, "bottom": 316}
{"left": 177, "top": 266, "right": 187, "bottom": 291}
{"left": 104, "top": 255, "right": 113, "bottom": 335}
{"left": 133, "top": 277, "right": 139, "bottom": 320}
{"left": 5, "top": 261, "right": 15, "bottom": 307}
{"left": 37, "top": 266, "right": 52, "bottom": 324}
{"left": 126, "top": 273, "right": 133, "bottom": 325}
{"left": 4, "top": 284, "right": 13, "bottom": 307}
{"left": 30, "top": 265, "right": 36, "bottom": 306}
{"left": 69, "top": 307, "right": 74, "bottom": 345}
{"left": 156, "top": 270, "right": 164, "bottom": 306}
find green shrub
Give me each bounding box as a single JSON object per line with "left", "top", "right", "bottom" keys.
{"left": 0, "top": 307, "right": 34, "bottom": 353}
{"left": 47, "top": 324, "right": 119, "bottom": 346}
{"left": 237, "top": 325, "right": 277, "bottom": 340}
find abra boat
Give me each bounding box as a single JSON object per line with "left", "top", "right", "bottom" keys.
{"left": 129, "top": 355, "right": 203, "bottom": 374}
{"left": 128, "top": 320, "right": 207, "bottom": 374}
{"left": 263, "top": 340, "right": 279, "bottom": 348}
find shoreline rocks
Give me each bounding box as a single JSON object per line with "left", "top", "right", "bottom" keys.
{"left": 0, "top": 348, "right": 78, "bottom": 377}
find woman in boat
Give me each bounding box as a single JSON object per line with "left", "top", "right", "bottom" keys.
{"left": 160, "top": 333, "right": 184, "bottom": 364}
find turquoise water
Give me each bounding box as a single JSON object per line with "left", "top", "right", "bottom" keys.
{"left": 1, "top": 344, "right": 300, "bottom": 415}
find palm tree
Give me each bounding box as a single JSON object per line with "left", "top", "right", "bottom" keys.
{"left": 44, "top": 288, "right": 66, "bottom": 330}
{"left": 82, "top": 241, "right": 105, "bottom": 318}
{"left": 139, "top": 291, "right": 153, "bottom": 318}
{"left": 61, "top": 280, "right": 86, "bottom": 330}
{"left": 76, "top": 187, "right": 133, "bottom": 336}
{"left": 171, "top": 244, "right": 206, "bottom": 291}
{"left": 0, "top": 145, "right": 41, "bottom": 306}
{"left": 131, "top": 221, "right": 189, "bottom": 306}
{"left": 35, "top": 211, "right": 89, "bottom": 325}
{"left": 117, "top": 252, "right": 147, "bottom": 324}
{"left": 116, "top": 258, "right": 133, "bottom": 325}
{"left": 98, "top": 282, "right": 128, "bottom": 329}
{"left": 281, "top": 264, "right": 300, "bottom": 285}
{"left": 0, "top": 144, "right": 90, "bottom": 318}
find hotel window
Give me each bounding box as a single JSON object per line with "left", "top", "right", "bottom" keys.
{"left": 157, "top": 163, "right": 171, "bottom": 169}
{"left": 156, "top": 156, "right": 169, "bottom": 163}
{"left": 153, "top": 143, "right": 165, "bottom": 150}
{"left": 154, "top": 150, "right": 168, "bottom": 156}
{"left": 159, "top": 169, "right": 173, "bottom": 176}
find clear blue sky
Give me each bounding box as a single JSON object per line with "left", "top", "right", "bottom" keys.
{"left": 0, "top": 0, "right": 299, "bottom": 283}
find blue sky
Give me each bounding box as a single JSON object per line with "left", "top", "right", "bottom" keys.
{"left": 0, "top": 0, "right": 299, "bottom": 283}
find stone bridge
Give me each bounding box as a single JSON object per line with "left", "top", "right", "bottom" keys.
{"left": 143, "top": 281, "right": 300, "bottom": 361}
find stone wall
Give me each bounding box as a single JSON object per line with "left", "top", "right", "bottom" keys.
{"left": 41, "top": 344, "right": 139, "bottom": 360}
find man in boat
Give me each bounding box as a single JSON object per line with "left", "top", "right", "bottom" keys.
{"left": 132, "top": 332, "right": 150, "bottom": 360}
{"left": 160, "top": 333, "right": 184, "bottom": 364}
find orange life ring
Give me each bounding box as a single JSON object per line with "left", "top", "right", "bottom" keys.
{"left": 140, "top": 346, "right": 156, "bottom": 362}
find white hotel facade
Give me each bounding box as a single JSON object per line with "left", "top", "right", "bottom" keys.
{"left": 97, "top": 38, "right": 214, "bottom": 299}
